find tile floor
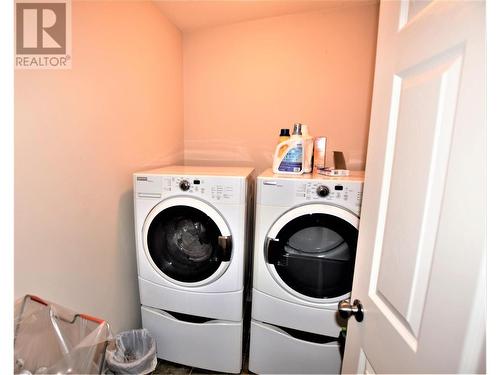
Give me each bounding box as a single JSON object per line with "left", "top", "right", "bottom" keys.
{"left": 152, "top": 354, "right": 251, "bottom": 375}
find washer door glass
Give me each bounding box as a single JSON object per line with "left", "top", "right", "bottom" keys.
{"left": 266, "top": 213, "right": 358, "bottom": 299}
{"left": 146, "top": 205, "right": 231, "bottom": 283}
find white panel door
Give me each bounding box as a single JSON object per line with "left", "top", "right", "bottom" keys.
{"left": 342, "top": 1, "right": 485, "bottom": 373}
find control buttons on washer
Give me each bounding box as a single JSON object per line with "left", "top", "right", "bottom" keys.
{"left": 179, "top": 179, "right": 190, "bottom": 191}
{"left": 316, "top": 185, "right": 330, "bottom": 197}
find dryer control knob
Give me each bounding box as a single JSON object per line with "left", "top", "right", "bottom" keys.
{"left": 179, "top": 180, "right": 190, "bottom": 191}
{"left": 317, "top": 185, "right": 330, "bottom": 197}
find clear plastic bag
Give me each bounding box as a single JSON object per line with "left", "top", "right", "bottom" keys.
{"left": 105, "top": 329, "right": 157, "bottom": 375}
{"left": 14, "top": 295, "right": 113, "bottom": 374}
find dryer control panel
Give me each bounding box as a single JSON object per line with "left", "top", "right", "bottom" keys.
{"left": 258, "top": 178, "right": 363, "bottom": 215}
{"left": 135, "top": 174, "right": 244, "bottom": 205}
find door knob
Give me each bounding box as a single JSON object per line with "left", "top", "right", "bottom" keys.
{"left": 338, "top": 299, "right": 364, "bottom": 322}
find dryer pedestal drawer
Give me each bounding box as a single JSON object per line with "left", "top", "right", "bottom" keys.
{"left": 252, "top": 288, "right": 345, "bottom": 336}
{"left": 141, "top": 306, "right": 243, "bottom": 373}
{"left": 249, "top": 319, "right": 342, "bottom": 374}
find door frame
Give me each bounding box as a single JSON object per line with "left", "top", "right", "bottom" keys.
{"left": 342, "top": 1, "right": 486, "bottom": 373}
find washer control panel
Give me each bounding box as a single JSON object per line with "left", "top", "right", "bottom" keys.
{"left": 135, "top": 174, "right": 245, "bottom": 204}
{"left": 160, "top": 175, "right": 242, "bottom": 204}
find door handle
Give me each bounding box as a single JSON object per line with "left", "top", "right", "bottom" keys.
{"left": 217, "top": 235, "right": 232, "bottom": 261}
{"left": 265, "top": 237, "right": 282, "bottom": 264}
{"left": 338, "top": 299, "right": 364, "bottom": 322}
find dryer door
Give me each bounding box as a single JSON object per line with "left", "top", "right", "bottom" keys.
{"left": 265, "top": 204, "right": 359, "bottom": 302}
{"left": 143, "top": 197, "right": 232, "bottom": 286}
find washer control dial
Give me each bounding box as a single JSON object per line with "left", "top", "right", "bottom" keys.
{"left": 179, "top": 179, "right": 191, "bottom": 191}
{"left": 316, "top": 185, "right": 330, "bottom": 197}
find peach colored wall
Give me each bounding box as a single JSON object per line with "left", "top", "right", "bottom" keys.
{"left": 14, "top": 1, "right": 183, "bottom": 332}
{"left": 183, "top": 3, "right": 379, "bottom": 173}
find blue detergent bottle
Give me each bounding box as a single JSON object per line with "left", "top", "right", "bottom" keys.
{"left": 272, "top": 123, "right": 305, "bottom": 174}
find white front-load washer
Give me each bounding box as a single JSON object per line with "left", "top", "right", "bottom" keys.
{"left": 133, "top": 165, "right": 254, "bottom": 373}
{"left": 249, "top": 169, "right": 364, "bottom": 374}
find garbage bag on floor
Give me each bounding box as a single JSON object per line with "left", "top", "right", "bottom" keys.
{"left": 105, "top": 329, "right": 157, "bottom": 375}
{"left": 14, "top": 295, "right": 112, "bottom": 374}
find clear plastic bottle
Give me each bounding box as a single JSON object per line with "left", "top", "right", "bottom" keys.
{"left": 301, "top": 124, "right": 314, "bottom": 173}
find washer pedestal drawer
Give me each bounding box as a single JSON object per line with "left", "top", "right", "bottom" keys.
{"left": 141, "top": 305, "right": 243, "bottom": 373}
{"left": 249, "top": 319, "right": 342, "bottom": 374}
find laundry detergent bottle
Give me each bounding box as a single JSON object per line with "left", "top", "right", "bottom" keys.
{"left": 272, "top": 123, "right": 305, "bottom": 174}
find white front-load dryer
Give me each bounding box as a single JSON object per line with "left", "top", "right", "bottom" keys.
{"left": 133, "top": 165, "right": 253, "bottom": 373}
{"left": 249, "top": 169, "right": 363, "bottom": 374}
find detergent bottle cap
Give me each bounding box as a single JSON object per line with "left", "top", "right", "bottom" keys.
{"left": 279, "top": 129, "right": 290, "bottom": 137}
